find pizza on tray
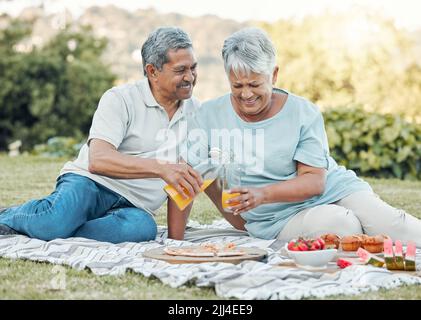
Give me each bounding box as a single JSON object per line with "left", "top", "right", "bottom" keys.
{"left": 163, "top": 243, "right": 246, "bottom": 257}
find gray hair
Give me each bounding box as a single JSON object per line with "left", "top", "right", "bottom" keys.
{"left": 222, "top": 28, "right": 276, "bottom": 77}
{"left": 141, "top": 27, "right": 193, "bottom": 76}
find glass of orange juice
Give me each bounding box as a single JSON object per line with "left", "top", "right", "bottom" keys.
{"left": 164, "top": 158, "right": 223, "bottom": 211}
{"left": 164, "top": 179, "right": 215, "bottom": 211}
{"left": 221, "top": 163, "right": 242, "bottom": 213}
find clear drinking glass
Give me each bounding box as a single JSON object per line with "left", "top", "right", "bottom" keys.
{"left": 221, "top": 163, "right": 242, "bottom": 213}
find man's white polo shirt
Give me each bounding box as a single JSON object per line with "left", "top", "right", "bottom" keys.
{"left": 60, "top": 78, "right": 200, "bottom": 214}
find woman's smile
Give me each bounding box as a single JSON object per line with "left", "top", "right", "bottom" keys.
{"left": 241, "top": 97, "right": 259, "bottom": 106}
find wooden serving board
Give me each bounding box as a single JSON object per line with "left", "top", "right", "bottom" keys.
{"left": 143, "top": 246, "right": 267, "bottom": 264}
{"left": 276, "top": 257, "right": 420, "bottom": 276}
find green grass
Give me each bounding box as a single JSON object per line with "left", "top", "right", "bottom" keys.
{"left": 0, "top": 155, "right": 420, "bottom": 299}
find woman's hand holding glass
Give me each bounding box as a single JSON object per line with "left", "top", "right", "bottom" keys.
{"left": 224, "top": 187, "right": 266, "bottom": 215}
{"left": 221, "top": 163, "right": 265, "bottom": 215}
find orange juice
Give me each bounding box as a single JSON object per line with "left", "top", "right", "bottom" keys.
{"left": 164, "top": 179, "right": 215, "bottom": 211}
{"left": 221, "top": 190, "right": 241, "bottom": 210}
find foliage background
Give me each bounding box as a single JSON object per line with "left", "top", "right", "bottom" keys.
{"left": 264, "top": 12, "right": 421, "bottom": 121}
{"left": 0, "top": 7, "right": 420, "bottom": 179}
{"left": 0, "top": 19, "right": 115, "bottom": 151}
{"left": 324, "top": 108, "right": 421, "bottom": 180}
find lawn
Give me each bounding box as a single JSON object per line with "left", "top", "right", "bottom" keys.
{"left": 0, "top": 155, "right": 420, "bottom": 299}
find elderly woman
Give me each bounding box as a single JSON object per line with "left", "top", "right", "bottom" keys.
{"left": 188, "top": 27, "right": 421, "bottom": 246}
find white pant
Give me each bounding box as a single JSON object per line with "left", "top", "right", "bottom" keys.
{"left": 277, "top": 191, "right": 421, "bottom": 247}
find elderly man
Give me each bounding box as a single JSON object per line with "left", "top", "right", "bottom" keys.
{"left": 0, "top": 27, "right": 202, "bottom": 243}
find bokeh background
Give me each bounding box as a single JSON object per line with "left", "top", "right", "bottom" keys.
{"left": 0, "top": 0, "right": 420, "bottom": 179}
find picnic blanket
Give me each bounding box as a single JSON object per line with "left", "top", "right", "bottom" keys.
{"left": 0, "top": 219, "right": 420, "bottom": 300}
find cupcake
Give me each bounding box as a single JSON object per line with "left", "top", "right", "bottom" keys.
{"left": 340, "top": 235, "right": 362, "bottom": 251}
{"left": 356, "top": 234, "right": 369, "bottom": 242}
{"left": 361, "top": 235, "right": 384, "bottom": 253}
{"left": 379, "top": 234, "right": 392, "bottom": 241}
{"left": 320, "top": 234, "right": 341, "bottom": 249}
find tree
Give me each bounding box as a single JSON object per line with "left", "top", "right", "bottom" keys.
{"left": 262, "top": 11, "right": 421, "bottom": 121}
{"left": 0, "top": 18, "right": 116, "bottom": 151}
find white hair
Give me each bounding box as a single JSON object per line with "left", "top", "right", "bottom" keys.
{"left": 222, "top": 28, "right": 276, "bottom": 77}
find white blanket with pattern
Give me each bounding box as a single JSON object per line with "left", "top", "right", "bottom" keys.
{"left": 0, "top": 219, "right": 420, "bottom": 300}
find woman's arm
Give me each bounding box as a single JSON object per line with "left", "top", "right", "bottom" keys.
{"left": 226, "top": 162, "right": 326, "bottom": 215}
{"left": 263, "top": 162, "right": 326, "bottom": 203}
{"left": 167, "top": 198, "right": 192, "bottom": 240}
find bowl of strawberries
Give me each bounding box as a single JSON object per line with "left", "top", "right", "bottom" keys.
{"left": 285, "top": 237, "right": 338, "bottom": 270}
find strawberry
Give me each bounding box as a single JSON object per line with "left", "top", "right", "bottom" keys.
{"left": 298, "top": 242, "right": 309, "bottom": 251}
{"left": 287, "top": 241, "right": 296, "bottom": 251}
{"left": 310, "top": 240, "right": 321, "bottom": 251}
{"left": 297, "top": 237, "right": 308, "bottom": 246}
{"left": 316, "top": 238, "right": 325, "bottom": 250}
{"left": 288, "top": 240, "right": 301, "bottom": 251}
{"left": 337, "top": 258, "right": 353, "bottom": 269}
{"left": 288, "top": 237, "right": 326, "bottom": 251}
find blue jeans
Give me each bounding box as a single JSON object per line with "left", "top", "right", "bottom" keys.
{"left": 0, "top": 173, "right": 157, "bottom": 243}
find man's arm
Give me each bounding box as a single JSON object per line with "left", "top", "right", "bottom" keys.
{"left": 88, "top": 139, "right": 161, "bottom": 179}
{"left": 88, "top": 138, "right": 203, "bottom": 198}
{"left": 167, "top": 199, "right": 192, "bottom": 240}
